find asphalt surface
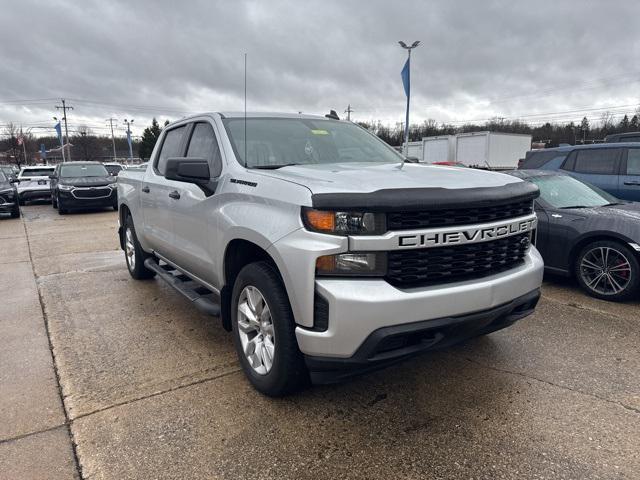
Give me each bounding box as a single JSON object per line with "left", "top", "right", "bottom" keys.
{"left": 1, "top": 203, "right": 639, "bottom": 480}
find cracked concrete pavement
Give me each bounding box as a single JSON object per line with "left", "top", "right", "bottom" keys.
{"left": 1, "top": 204, "right": 638, "bottom": 479}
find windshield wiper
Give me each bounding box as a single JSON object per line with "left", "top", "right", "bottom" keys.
{"left": 558, "top": 205, "right": 589, "bottom": 209}
{"left": 603, "top": 202, "right": 623, "bottom": 207}
{"left": 250, "top": 163, "right": 299, "bottom": 170}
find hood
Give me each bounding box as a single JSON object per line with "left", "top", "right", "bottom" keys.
{"left": 256, "top": 162, "right": 522, "bottom": 195}
{"left": 60, "top": 176, "right": 115, "bottom": 187}
{"left": 571, "top": 202, "right": 640, "bottom": 222}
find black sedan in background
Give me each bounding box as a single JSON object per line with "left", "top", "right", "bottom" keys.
{"left": 50, "top": 162, "right": 118, "bottom": 215}
{"left": 0, "top": 169, "right": 20, "bottom": 218}
{"left": 509, "top": 170, "right": 640, "bottom": 301}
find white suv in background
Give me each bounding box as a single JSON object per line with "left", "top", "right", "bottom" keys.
{"left": 16, "top": 165, "right": 55, "bottom": 205}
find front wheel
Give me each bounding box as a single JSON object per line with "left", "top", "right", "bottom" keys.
{"left": 575, "top": 240, "right": 640, "bottom": 301}
{"left": 10, "top": 206, "right": 20, "bottom": 218}
{"left": 123, "top": 214, "right": 155, "bottom": 279}
{"left": 58, "top": 194, "right": 67, "bottom": 215}
{"left": 231, "top": 262, "right": 308, "bottom": 396}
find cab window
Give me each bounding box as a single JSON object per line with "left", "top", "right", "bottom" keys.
{"left": 156, "top": 126, "right": 186, "bottom": 175}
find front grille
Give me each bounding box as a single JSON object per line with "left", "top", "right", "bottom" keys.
{"left": 73, "top": 187, "right": 111, "bottom": 199}
{"left": 387, "top": 200, "right": 533, "bottom": 230}
{"left": 386, "top": 233, "right": 530, "bottom": 288}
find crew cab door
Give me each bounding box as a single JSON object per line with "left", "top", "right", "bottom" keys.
{"left": 617, "top": 147, "right": 640, "bottom": 201}
{"left": 167, "top": 121, "right": 224, "bottom": 284}
{"left": 560, "top": 148, "right": 622, "bottom": 197}
{"left": 140, "top": 124, "right": 188, "bottom": 257}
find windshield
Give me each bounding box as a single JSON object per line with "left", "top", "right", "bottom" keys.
{"left": 222, "top": 118, "right": 402, "bottom": 168}
{"left": 530, "top": 175, "right": 618, "bottom": 208}
{"left": 60, "top": 164, "right": 109, "bottom": 177}
{"left": 20, "top": 168, "right": 54, "bottom": 177}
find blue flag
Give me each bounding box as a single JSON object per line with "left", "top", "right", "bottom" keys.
{"left": 40, "top": 144, "right": 47, "bottom": 159}
{"left": 54, "top": 121, "right": 63, "bottom": 145}
{"left": 401, "top": 58, "right": 410, "bottom": 98}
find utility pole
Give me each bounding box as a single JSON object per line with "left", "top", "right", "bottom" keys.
{"left": 344, "top": 104, "right": 353, "bottom": 121}
{"left": 55, "top": 99, "right": 74, "bottom": 161}
{"left": 106, "top": 118, "right": 118, "bottom": 160}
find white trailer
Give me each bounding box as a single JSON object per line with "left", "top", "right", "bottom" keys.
{"left": 422, "top": 135, "right": 456, "bottom": 163}
{"left": 455, "top": 132, "right": 532, "bottom": 170}
{"left": 403, "top": 141, "right": 423, "bottom": 160}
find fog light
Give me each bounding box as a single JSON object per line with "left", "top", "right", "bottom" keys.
{"left": 316, "top": 252, "right": 387, "bottom": 276}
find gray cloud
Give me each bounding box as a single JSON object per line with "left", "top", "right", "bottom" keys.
{"left": 1, "top": 0, "right": 639, "bottom": 136}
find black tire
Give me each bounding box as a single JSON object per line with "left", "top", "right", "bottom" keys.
{"left": 123, "top": 214, "right": 156, "bottom": 280}
{"left": 52, "top": 194, "right": 57, "bottom": 209}
{"left": 112, "top": 203, "right": 118, "bottom": 211}
{"left": 10, "top": 206, "right": 20, "bottom": 218}
{"left": 58, "top": 194, "right": 67, "bottom": 215}
{"left": 575, "top": 240, "right": 640, "bottom": 301}
{"left": 18, "top": 196, "right": 25, "bottom": 206}
{"left": 231, "top": 261, "right": 308, "bottom": 396}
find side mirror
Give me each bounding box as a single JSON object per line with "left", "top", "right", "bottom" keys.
{"left": 165, "top": 157, "right": 210, "bottom": 184}
{"left": 9, "top": 178, "right": 19, "bottom": 184}
{"left": 49, "top": 175, "right": 57, "bottom": 180}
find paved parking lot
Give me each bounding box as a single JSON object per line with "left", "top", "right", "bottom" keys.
{"left": 1, "top": 204, "right": 639, "bottom": 479}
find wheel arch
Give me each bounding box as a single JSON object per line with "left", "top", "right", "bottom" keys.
{"left": 221, "top": 238, "right": 285, "bottom": 332}
{"left": 568, "top": 231, "right": 639, "bottom": 277}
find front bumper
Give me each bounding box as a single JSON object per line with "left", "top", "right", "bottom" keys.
{"left": 295, "top": 246, "right": 543, "bottom": 360}
{"left": 58, "top": 188, "right": 117, "bottom": 209}
{"left": 305, "top": 288, "right": 540, "bottom": 383}
{"left": 0, "top": 201, "right": 17, "bottom": 213}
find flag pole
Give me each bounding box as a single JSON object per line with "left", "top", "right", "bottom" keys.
{"left": 399, "top": 40, "right": 420, "bottom": 156}
{"left": 404, "top": 48, "right": 411, "bottom": 156}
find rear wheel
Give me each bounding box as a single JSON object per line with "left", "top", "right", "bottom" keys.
{"left": 575, "top": 240, "right": 639, "bottom": 301}
{"left": 123, "top": 214, "right": 155, "bottom": 279}
{"left": 231, "top": 262, "right": 308, "bottom": 396}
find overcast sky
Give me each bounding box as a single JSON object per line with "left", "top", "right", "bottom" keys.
{"left": 1, "top": 0, "right": 639, "bottom": 137}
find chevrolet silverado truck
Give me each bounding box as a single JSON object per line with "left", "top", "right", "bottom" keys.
{"left": 117, "top": 112, "right": 543, "bottom": 396}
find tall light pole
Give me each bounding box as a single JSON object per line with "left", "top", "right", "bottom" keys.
{"left": 55, "top": 99, "right": 73, "bottom": 161}
{"left": 123, "top": 119, "right": 134, "bottom": 162}
{"left": 399, "top": 40, "right": 420, "bottom": 155}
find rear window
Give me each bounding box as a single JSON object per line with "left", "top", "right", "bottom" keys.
{"left": 521, "top": 151, "right": 566, "bottom": 169}
{"left": 19, "top": 168, "right": 54, "bottom": 177}
{"left": 572, "top": 149, "right": 619, "bottom": 174}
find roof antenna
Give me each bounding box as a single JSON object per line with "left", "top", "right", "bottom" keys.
{"left": 325, "top": 109, "right": 340, "bottom": 120}
{"left": 243, "top": 52, "right": 248, "bottom": 168}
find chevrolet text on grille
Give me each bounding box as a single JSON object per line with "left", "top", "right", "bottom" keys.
{"left": 348, "top": 214, "right": 537, "bottom": 251}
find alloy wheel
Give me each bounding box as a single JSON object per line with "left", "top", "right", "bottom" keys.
{"left": 579, "top": 246, "right": 632, "bottom": 296}
{"left": 125, "top": 227, "right": 136, "bottom": 271}
{"left": 237, "top": 285, "right": 275, "bottom": 375}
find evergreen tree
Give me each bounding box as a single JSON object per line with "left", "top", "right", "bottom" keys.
{"left": 618, "top": 115, "right": 630, "bottom": 132}
{"left": 138, "top": 118, "right": 162, "bottom": 160}
{"left": 630, "top": 115, "right": 639, "bottom": 131}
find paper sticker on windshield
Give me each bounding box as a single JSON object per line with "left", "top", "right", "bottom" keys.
{"left": 311, "top": 129, "right": 329, "bottom": 135}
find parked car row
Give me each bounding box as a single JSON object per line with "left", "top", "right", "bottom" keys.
{"left": 6, "top": 162, "right": 121, "bottom": 215}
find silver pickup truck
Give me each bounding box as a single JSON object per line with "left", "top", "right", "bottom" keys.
{"left": 118, "top": 112, "right": 543, "bottom": 396}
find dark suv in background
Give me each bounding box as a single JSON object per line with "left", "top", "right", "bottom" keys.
{"left": 50, "top": 162, "right": 118, "bottom": 214}
{"left": 519, "top": 143, "right": 640, "bottom": 201}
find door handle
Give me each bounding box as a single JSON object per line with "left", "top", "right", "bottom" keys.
{"left": 141, "top": 186, "right": 150, "bottom": 193}
{"left": 623, "top": 181, "right": 640, "bottom": 186}
{"left": 168, "top": 190, "right": 181, "bottom": 200}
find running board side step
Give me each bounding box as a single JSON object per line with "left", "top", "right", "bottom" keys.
{"left": 144, "top": 258, "right": 221, "bottom": 316}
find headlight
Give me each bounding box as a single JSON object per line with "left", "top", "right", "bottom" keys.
{"left": 302, "top": 208, "right": 386, "bottom": 235}
{"left": 58, "top": 184, "right": 74, "bottom": 191}
{"left": 316, "top": 252, "right": 387, "bottom": 276}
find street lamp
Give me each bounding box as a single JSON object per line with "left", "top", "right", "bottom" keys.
{"left": 123, "top": 119, "right": 134, "bottom": 161}
{"left": 399, "top": 40, "right": 420, "bottom": 156}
